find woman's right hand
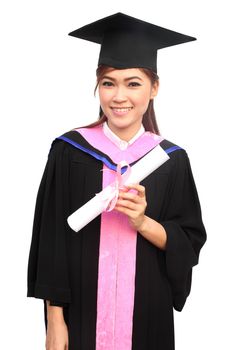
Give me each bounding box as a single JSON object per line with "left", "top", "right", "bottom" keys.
{"left": 46, "top": 302, "right": 69, "bottom": 350}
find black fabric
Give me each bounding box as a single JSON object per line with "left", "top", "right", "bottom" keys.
{"left": 27, "top": 133, "right": 206, "bottom": 350}
{"left": 68, "top": 12, "right": 196, "bottom": 72}
{"left": 59, "top": 130, "right": 118, "bottom": 169}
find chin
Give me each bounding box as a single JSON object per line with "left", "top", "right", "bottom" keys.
{"left": 109, "top": 119, "right": 132, "bottom": 128}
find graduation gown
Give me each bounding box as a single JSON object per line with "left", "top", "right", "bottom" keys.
{"left": 27, "top": 125, "right": 206, "bottom": 350}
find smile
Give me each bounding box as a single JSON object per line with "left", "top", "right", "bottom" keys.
{"left": 111, "top": 107, "right": 133, "bottom": 110}
{"left": 111, "top": 107, "right": 133, "bottom": 115}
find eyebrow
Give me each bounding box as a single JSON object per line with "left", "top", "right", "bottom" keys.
{"left": 101, "top": 75, "right": 143, "bottom": 82}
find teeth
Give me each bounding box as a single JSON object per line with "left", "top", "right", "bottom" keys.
{"left": 112, "top": 107, "right": 132, "bottom": 112}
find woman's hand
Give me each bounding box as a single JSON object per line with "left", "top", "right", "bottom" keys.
{"left": 46, "top": 303, "right": 69, "bottom": 350}
{"left": 115, "top": 184, "right": 147, "bottom": 231}
{"left": 115, "top": 183, "right": 167, "bottom": 250}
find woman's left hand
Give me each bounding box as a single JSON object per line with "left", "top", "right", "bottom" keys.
{"left": 115, "top": 184, "right": 147, "bottom": 231}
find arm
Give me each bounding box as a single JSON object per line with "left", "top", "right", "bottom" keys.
{"left": 46, "top": 301, "right": 68, "bottom": 350}
{"left": 27, "top": 141, "right": 71, "bottom": 346}
{"left": 115, "top": 149, "right": 207, "bottom": 311}
{"left": 138, "top": 215, "right": 167, "bottom": 250}
{"left": 27, "top": 141, "right": 71, "bottom": 303}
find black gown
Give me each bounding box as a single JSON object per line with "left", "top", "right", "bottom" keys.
{"left": 27, "top": 129, "right": 206, "bottom": 350}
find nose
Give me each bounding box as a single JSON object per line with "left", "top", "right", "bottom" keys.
{"left": 112, "top": 86, "right": 127, "bottom": 103}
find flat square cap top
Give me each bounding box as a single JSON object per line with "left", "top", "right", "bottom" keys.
{"left": 69, "top": 12, "right": 196, "bottom": 72}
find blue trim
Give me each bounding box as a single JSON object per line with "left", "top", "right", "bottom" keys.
{"left": 165, "top": 145, "right": 182, "bottom": 154}
{"left": 57, "top": 135, "right": 119, "bottom": 172}
{"left": 57, "top": 136, "right": 182, "bottom": 172}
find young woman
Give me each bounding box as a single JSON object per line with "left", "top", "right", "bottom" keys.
{"left": 27, "top": 13, "right": 206, "bottom": 350}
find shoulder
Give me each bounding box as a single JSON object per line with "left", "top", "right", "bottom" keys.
{"left": 50, "top": 129, "right": 86, "bottom": 153}
{"left": 52, "top": 128, "right": 100, "bottom": 151}
{"left": 52, "top": 129, "right": 83, "bottom": 145}
{"left": 48, "top": 128, "right": 105, "bottom": 167}
{"left": 161, "top": 138, "right": 188, "bottom": 159}
{"left": 159, "top": 138, "right": 191, "bottom": 175}
{"left": 160, "top": 138, "right": 179, "bottom": 150}
{"left": 46, "top": 130, "right": 83, "bottom": 164}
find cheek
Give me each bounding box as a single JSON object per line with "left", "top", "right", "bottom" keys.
{"left": 99, "top": 88, "right": 112, "bottom": 107}
{"left": 135, "top": 91, "right": 151, "bottom": 108}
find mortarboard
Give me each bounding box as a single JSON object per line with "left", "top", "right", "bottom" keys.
{"left": 68, "top": 12, "right": 196, "bottom": 73}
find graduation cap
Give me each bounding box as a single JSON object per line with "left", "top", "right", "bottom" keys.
{"left": 69, "top": 12, "right": 196, "bottom": 73}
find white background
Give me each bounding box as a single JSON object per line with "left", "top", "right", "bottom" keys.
{"left": 1, "top": 0, "right": 234, "bottom": 348}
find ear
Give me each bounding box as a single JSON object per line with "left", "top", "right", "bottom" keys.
{"left": 150, "top": 81, "right": 159, "bottom": 100}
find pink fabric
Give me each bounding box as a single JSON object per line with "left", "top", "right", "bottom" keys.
{"left": 77, "top": 125, "right": 163, "bottom": 165}
{"left": 76, "top": 126, "right": 162, "bottom": 350}
{"left": 96, "top": 168, "right": 137, "bottom": 349}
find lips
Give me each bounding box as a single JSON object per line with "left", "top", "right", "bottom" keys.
{"left": 111, "top": 107, "right": 133, "bottom": 112}
{"left": 110, "top": 107, "right": 133, "bottom": 116}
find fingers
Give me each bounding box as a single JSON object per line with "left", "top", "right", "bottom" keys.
{"left": 115, "top": 184, "right": 147, "bottom": 230}
{"left": 126, "top": 184, "right": 146, "bottom": 198}
{"left": 119, "top": 184, "right": 146, "bottom": 202}
{"left": 116, "top": 198, "right": 138, "bottom": 210}
{"left": 116, "top": 184, "right": 146, "bottom": 212}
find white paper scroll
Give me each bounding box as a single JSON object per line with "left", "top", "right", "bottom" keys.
{"left": 67, "top": 145, "right": 169, "bottom": 232}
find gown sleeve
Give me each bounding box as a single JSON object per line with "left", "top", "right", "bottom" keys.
{"left": 160, "top": 149, "right": 207, "bottom": 312}
{"left": 27, "top": 140, "right": 71, "bottom": 304}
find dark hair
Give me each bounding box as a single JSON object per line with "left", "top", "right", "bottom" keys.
{"left": 81, "top": 65, "right": 160, "bottom": 134}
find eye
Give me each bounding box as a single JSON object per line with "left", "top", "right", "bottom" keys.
{"left": 129, "top": 82, "right": 141, "bottom": 87}
{"left": 102, "top": 81, "right": 114, "bottom": 87}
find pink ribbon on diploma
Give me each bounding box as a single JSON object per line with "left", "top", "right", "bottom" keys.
{"left": 96, "top": 161, "right": 131, "bottom": 212}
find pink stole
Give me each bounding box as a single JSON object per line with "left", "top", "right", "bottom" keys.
{"left": 76, "top": 126, "right": 162, "bottom": 350}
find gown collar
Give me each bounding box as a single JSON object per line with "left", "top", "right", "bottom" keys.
{"left": 103, "top": 122, "right": 145, "bottom": 150}
{"left": 75, "top": 124, "right": 163, "bottom": 166}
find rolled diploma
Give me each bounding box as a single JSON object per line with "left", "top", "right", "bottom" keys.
{"left": 67, "top": 145, "right": 169, "bottom": 232}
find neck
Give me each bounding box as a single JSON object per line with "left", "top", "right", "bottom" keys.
{"left": 107, "top": 122, "right": 142, "bottom": 142}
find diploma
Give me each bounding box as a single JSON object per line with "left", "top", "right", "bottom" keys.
{"left": 67, "top": 145, "right": 169, "bottom": 232}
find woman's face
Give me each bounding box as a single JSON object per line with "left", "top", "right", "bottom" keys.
{"left": 98, "top": 68, "right": 158, "bottom": 138}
